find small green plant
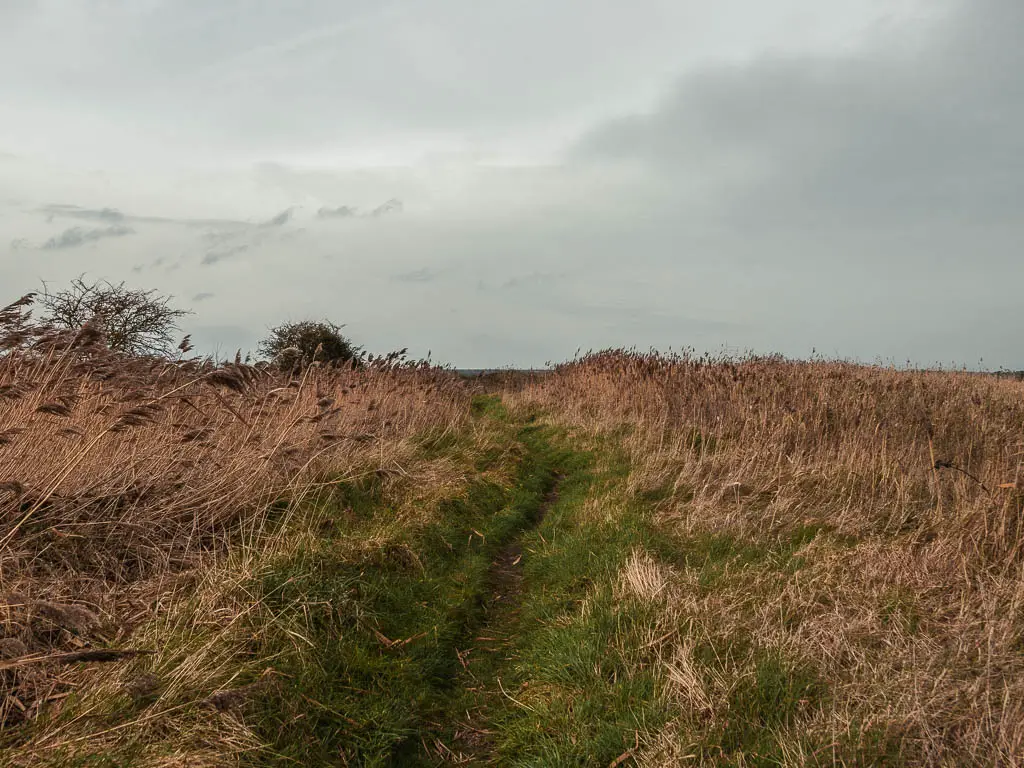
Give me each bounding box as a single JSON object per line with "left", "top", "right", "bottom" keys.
{"left": 717, "top": 652, "right": 826, "bottom": 758}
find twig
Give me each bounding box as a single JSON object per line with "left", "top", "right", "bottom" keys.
{"left": 933, "top": 459, "right": 992, "bottom": 495}
{"left": 496, "top": 677, "right": 538, "bottom": 714}
{"left": 0, "top": 648, "right": 154, "bottom": 670}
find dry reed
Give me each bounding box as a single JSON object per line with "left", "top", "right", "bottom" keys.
{"left": 509, "top": 349, "right": 1024, "bottom": 765}
{"left": 0, "top": 294, "right": 469, "bottom": 760}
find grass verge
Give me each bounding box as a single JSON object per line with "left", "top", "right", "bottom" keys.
{"left": 246, "top": 397, "right": 562, "bottom": 765}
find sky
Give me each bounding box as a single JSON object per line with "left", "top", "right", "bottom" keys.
{"left": 1, "top": 0, "right": 1020, "bottom": 368}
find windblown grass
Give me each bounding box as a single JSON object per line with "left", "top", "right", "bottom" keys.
{"left": 0, "top": 295, "right": 471, "bottom": 763}
{"left": 505, "top": 350, "right": 1024, "bottom": 765}
{"left": 7, "top": 287, "right": 1024, "bottom": 766}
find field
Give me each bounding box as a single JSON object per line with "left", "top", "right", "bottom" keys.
{"left": 2, "top": 295, "right": 1024, "bottom": 766}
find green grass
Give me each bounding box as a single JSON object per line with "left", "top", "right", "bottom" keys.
{"left": 716, "top": 652, "right": 826, "bottom": 760}
{"left": 242, "top": 399, "right": 915, "bottom": 767}
{"left": 240, "top": 400, "right": 683, "bottom": 766}
{"left": 32, "top": 394, "right": 895, "bottom": 767}
{"left": 450, "top": 429, "right": 675, "bottom": 767}
{"left": 5, "top": 372, "right": 975, "bottom": 768}
{"left": 247, "top": 399, "right": 564, "bottom": 765}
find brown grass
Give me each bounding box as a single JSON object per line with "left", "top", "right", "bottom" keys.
{"left": 0, "top": 295, "right": 470, "bottom": 761}
{"left": 8, "top": 284, "right": 1024, "bottom": 765}
{"left": 507, "top": 349, "right": 1024, "bottom": 765}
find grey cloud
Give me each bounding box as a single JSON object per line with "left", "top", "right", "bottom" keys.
{"left": 41, "top": 224, "right": 135, "bottom": 250}
{"left": 201, "top": 226, "right": 251, "bottom": 247}
{"left": 0, "top": 1, "right": 716, "bottom": 154}
{"left": 501, "top": 271, "right": 569, "bottom": 290}
{"left": 202, "top": 243, "right": 249, "bottom": 265}
{"left": 317, "top": 205, "right": 357, "bottom": 219}
{"left": 41, "top": 204, "right": 126, "bottom": 223}
{"left": 261, "top": 208, "right": 293, "bottom": 227}
{"left": 197, "top": 209, "right": 311, "bottom": 266}
{"left": 563, "top": 303, "right": 740, "bottom": 332}
{"left": 0, "top": 1, "right": 33, "bottom": 22}
{"left": 37, "top": 202, "right": 252, "bottom": 230}
{"left": 391, "top": 267, "right": 440, "bottom": 283}
{"left": 134, "top": 255, "right": 176, "bottom": 272}
{"left": 6, "top": 0, "right": 1024, "bottom": 370}
{"left": 316, "top": 200, "right": 403, "bottom": 219}
{"left": 277, "top": 227, "right": 305, "bottom": 241}
{"left": 29, "top": 203, "right": 310, "bottom": 272}
{"left": 192, "top": 292, "right": 215, "bottom": 302}
{"left": 574, "top": 0, "right": 1024, "bottom": 232}
{"left": 369, "top": 199, "right": 403, "bottom": 217}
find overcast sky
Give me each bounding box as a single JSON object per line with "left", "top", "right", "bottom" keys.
{"left": 1, "top": 0, "right": 1019, "bottom": 368}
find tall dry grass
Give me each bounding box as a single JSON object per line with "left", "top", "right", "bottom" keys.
{"left": 509, "top": 349, "right": 1024, "bottom": 765}
{"left": 0, "top": 295, "right": 470, "bottom": 759}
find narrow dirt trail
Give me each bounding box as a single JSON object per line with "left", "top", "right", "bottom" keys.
{"left": 488, "top": 476, "right": 562, "bottom": 619}
{"left": 438, "top": 478, "right": 563, "bottom": 765}
{"left": 258, "top": 405, "right": 660, "bottom": 765}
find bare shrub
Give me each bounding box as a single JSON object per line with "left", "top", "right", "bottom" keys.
{"left": 39, "top": 277, "right": 191, "bottom": 357}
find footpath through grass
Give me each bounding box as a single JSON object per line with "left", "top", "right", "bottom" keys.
{"left": 16, "top": 393, "right": 885, "bottom": 766}
{"left": 248, "top": 397, "right": 676, "bottom": 766}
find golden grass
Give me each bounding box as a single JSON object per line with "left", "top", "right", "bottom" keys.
{"left": 507, "top": 350, "right": 1024, "bottom": 765}
{"left": 8, "top": 283, "right": 1024, "bottom": 764}
{"left": 0, "top": 295, "right": 471, "bottom": 760}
